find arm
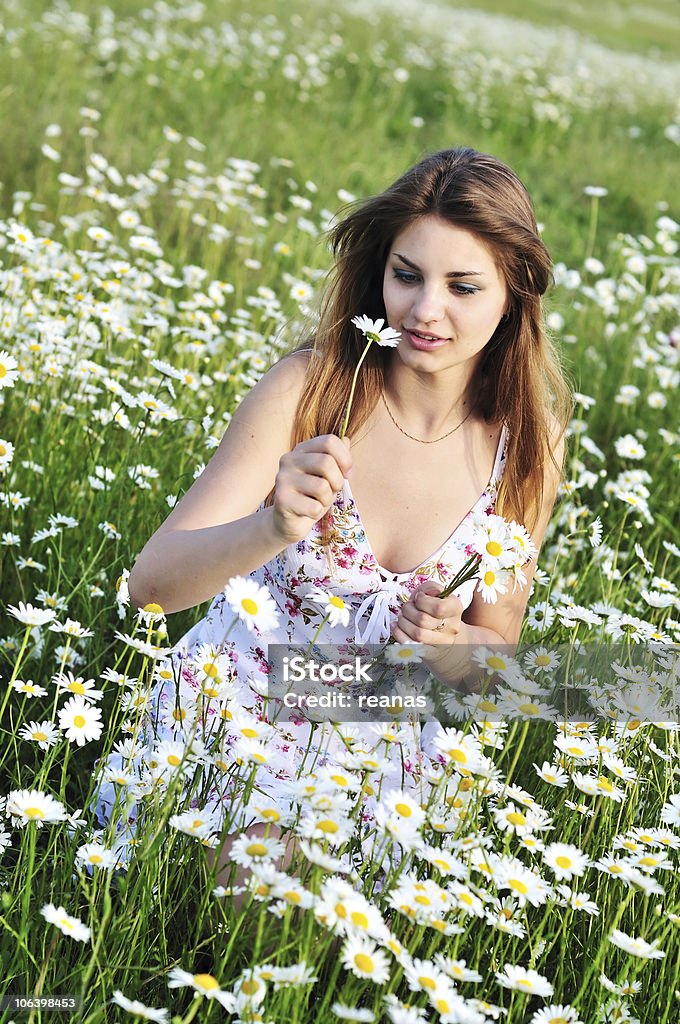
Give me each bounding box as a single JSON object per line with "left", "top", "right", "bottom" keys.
{"left": 127, "top": 352, "right": 352, "bottom": 614}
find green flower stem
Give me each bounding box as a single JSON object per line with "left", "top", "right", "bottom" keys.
{"left": 437, "top": 554, "right": 482, "bottom": 599}
{"left": 340, "top": 338, "right": 374, "bottom": 439}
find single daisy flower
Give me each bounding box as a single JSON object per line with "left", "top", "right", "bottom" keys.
{"left": 542, "top": 842, "right": 590, "bottom": 881}
{"left": 19, "top": 720, "right": 61, "bottom": 750}
{"left": 341, "top": 935, "right": 390, "bottom": 984}
{"left": 608, "top": 929, "right": 665, "bottom": 959}
{"left": 41, "top": 903, "right": 91, "bottom": 942}
{"left": 7, "top": 601, "right": 57, "bottom": 626}
{"left": 305, "top": 588, "right": 351, "bottom": 628}
{"left": 57, "top": 696, "right": 103, "bottom": 746}
{"left": 166, "top": 968, "right": 233, "bottom": 1007}
{"left": 111, "top": 991, "right": 169, "bottom": 1023}
{"left": 223, "top": 576, "right": 280, "bottom": 633}
{"left": 8, "top": 788, "right": 67, "bottom": 826}
{"left": 495, "top": 963, "right": 554, "bottom": 997}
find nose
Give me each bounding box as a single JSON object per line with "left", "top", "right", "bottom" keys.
{"left": 411, "top": 283, "right": 446, "bottom": 324}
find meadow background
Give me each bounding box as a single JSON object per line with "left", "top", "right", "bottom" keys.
{"left": 0, "top": 0, "right": 679, "bottom": 1021}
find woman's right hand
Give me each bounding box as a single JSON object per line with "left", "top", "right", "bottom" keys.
{"left": 272, "top": 434, "right": 352, "bottom": 545}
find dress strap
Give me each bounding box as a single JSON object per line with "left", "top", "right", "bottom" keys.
{"left": 490, "top": 424, "right": 509, "bottom": 484}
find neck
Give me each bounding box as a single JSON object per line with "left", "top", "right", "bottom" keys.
{"left": 384, "top": 363, "right": 478, "bottom": 434}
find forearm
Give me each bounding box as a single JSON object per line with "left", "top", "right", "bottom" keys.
{"left": 127, "top": 506, "right": 287, "bottom": 614}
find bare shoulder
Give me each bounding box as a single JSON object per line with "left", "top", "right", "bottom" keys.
{"left": 235, "top": 348, "right": 311, "bottom": 417}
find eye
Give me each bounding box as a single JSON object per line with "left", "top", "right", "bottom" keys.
{"left": 451, "top": 284, "right": 479, "bottom": 296}
{"left": 392, "top": 268, "right": 419, "bottom": 284}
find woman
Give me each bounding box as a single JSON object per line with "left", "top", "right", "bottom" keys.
{"left": 110, "top": 147, "right": 570, "bottom": 864}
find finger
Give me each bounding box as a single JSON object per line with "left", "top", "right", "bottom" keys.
{"left": 395, "top": 612, "right": 440, "bottom": 645}
{"left": 276, "top": 490, "right": 328, "bottom": 522}
{"left": 413, "top": 591, "right": 463, "bottom": 620}
{"left": 308, "top": 434, "right": 353, "bottom": 478}
{"left": 298, "top": 452, "right": 347, "bottom": 493}
{"left": 290, "top": 470, "right": 335, "bottom": 508}
{"left": 399, "top": 601, "right": 436, "bottom": 631}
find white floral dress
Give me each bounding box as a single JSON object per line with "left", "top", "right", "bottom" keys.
{"left": 98, "top": 427, "right": 508, "bottom": 840}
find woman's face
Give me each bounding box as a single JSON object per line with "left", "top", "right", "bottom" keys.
{"left": 382, "top": 215, "right": 509, "bottom": 379}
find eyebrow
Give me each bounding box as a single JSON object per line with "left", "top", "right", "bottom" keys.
{"left": 393, "top": 252, "right": 485, "bottom": 278}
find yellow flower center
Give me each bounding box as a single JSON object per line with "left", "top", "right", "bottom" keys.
{"left": 260, "top": 808, "right": 280, "bottom": 822}
{"left": 241, "top": 979, "right": 260, "bottom": 995}
{"left": 486, "top": 656, "right": 506, "bottom": 670}
{"left": 415, "top": 895, "right": 431, "bottom": 906}
{"left": 73, "top": 715, "right": 86, "bottom": 728}
{"left": 330, "top": 774, "right": 348, "bottom": 786}
{"left": 448, "top": 749, "right": 467, "bottom": 763}
{"left": 638, "top": 856, "right": 656, "bottom": 866}
{"left": 351, "top": 911, "right": 368, "bottom": 928}
{"left": 419, "top": 975, "right": 436, "bottom": 990}
{"left": 172, "top": 708, "right": 187, "bottom": 721}
{"left": 202, "top": 663, "right": 219, "bottom": 677}
{"left": 395, "top": 802, "right": 411, "bottom": 817}
{"left": 509, "top": 878, "right": 528, "bottom": 894}
{"left": 241, "top": 598, "right": 258, "bottom": 615}
{"left": 519, "top": 702, "right": 540, "bottom": 715}
{"left": 241, "top": 727, "right": 258, "bottom": 739}
{"left": 33, "top": 731, "right": 48, "bottom": 742}
{"left": 90, "top": 854, "right": 103, "bottom": 864}
{"left": 193, "top": 974, "right": 219, "bottom": 990}
{"left": 246, "top": 842, "right": 268, "bottom": 858}
{"left": 329, "top": 596, "right": 345, "bottom": 609}
{"left": 317, "top": 819, "right": 338, "bottom": 834}
{"left": 69, "top": 682, "right": 85, "bottom": 694}
{"left": 143, "top": 602, "right": 164, "bottom": 614}
{"left": 486, "top": 540, "right": 502, "bottom": 557}
{"left": 535, "top": 654, "right": 551, "bottom": 666}
{"left": 556, "top": 856, "right": 572, "bottom": 869}
{"left": 335, "top": 903, "right": 347, "bottom": 918}
{"left": 354, "top": 954, "right": 374, "bottom": 974}
{"left": 284, "top": 890, "right": 302, "bottom": 904}
{"left": 507, "top": 812, "right": 526, "bottom": 826}
{"left": 483, "top": 570, "right": 496, "bottom": 586}
{"left": 25, "top": 807, "right": 45, "bottom": 819}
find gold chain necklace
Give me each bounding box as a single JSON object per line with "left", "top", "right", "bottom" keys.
{"left": 381, "top": 393, "right": 473, "bottom": 444}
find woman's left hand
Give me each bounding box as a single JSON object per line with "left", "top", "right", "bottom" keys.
{"left": 392, "top": 581, "right": 464, "bottom": 645}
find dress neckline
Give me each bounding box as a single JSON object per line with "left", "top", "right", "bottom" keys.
{"left": 343, "top": 424, "right": 508, "bottom": 579}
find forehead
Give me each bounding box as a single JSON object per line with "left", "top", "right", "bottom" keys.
{"left": 390, "top": 215, "right": 500, "bottom": 272}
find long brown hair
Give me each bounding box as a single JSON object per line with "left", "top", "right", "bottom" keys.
{"left": 285, "top": 147, "right": 571, "bottom": 531}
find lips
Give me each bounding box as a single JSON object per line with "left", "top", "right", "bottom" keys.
{"left": 403, "top": 327, "right": 450, "bottom": 351}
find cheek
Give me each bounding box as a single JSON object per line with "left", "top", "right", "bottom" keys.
{"left": 382, "top": 278, "right": 401, "bottom": 317}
